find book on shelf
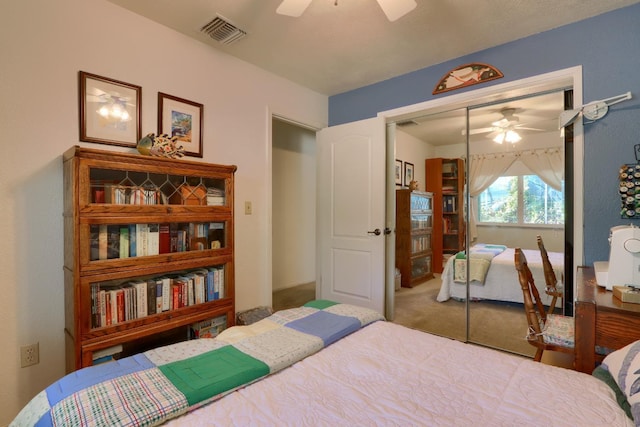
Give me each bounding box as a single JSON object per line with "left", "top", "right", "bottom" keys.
{"left": 147, "top": 223, "right": 160, "bottom": 256}
{"left": 129, "top": 224, "right": 137, "bottom": 257}
{"left": 92, "top": 344, "right": 123, "bottom": 364}
{"left": 136, "top": 224, "right": 149, "bottom": 256}
{"left": 190, "top": 315, "right": 227, "bottom": 339}
{"left": 132, "top": 281, "right": 147, "bottom": 318}
{"left": 159, "top": 276, "right": 172, "bottom": 312}
{"left": 146, "top": 279, "right": 157, "bottom": 315}
{"left": 90, "top": 226, "right": 100, "bottom": 261}
{"left": 155, "top": 280, "right": 163, "bottom": 314}
{"left": 207, "top": 187, "right": 225, "bottom": 206}
{"left": 119, "top": 226, "right": 130, "bottom": 258}
{"left": 98, "top": 224, "right": 108, "bottom": 260}
{"left": 159, "top": 223, "right": 171, "bottom": 254}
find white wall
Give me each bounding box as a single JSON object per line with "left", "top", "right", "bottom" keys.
{"left": 0, "top": 0, "right": 327, "bottom": 423}
{"left": 272, "top": 120, "right": 316, "bottom": 291}
{"left": 395, "top": 129, "right": 433, "bottom": 189}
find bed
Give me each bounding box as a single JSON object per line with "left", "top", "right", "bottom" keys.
{"left": 11, "top": 300, "right": 633, "bottom": 427}
{"left": 437, "top": 245, "right": 564, "bottom": 304}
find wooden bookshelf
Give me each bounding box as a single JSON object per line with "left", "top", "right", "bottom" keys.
{"left": 63, "top": 146, "right": 237, "bottom": 372}
{"left": 395, "top": 189, "right": 434, "bottom": 287}
{"left": 425, "top": 158, "right": 465, "bottom": 273}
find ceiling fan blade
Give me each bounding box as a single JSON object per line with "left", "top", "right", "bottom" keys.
{"left": 376, "top": 0, "right": 417, "bottom": 22}
{"left": 276, "top": 0, "right": 313, "bottom": 17}
{"left": 486, "top": 130, "right": 503, "bottom": 139}
{"left": 461, "top": 127, "right": 494, "bottom": 136}
{"left": 516, "top": 126, "right": 545, "bottom": 132}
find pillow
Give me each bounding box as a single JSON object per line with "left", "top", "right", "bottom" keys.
{"left": 601, "top": 340, "right": 640, "bottom": 422}
{"left": 592, "top": 365, "right": 633, "bottom": 420}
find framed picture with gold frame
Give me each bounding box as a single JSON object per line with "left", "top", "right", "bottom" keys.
{"left": 79, "top": 71, "right": 141, "bottom": 147}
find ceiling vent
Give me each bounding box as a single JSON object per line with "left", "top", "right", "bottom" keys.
{"left": 200, "top": 15, "right": 246, "bottom": 45}
{"left": 396, "top": 120, "right": 419, "bottom": 127}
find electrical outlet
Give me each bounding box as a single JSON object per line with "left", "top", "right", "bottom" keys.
{"left": 245, "top": 201, "right": 252, "bottom": 215}
{"left": 20, "top": 342, "right": 39, "bottom": 368}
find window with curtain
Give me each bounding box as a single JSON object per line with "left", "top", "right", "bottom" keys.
{"left": 478, "top": 174, "right": 564, "bottom": 225}
{"left": 469, "top": 147, "right": 564, "bottom": 235}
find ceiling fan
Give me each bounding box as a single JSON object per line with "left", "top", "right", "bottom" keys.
{"left": 276, "top": 0, "right": 417, "bottom": 22}
{"left": 467, "top": 108, "right": 545, "bottom": 143}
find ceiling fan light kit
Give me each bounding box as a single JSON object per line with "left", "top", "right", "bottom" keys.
{"left": 493, "top": 129, "right": 522, "bottom": 144}
{"left": 558, "top": 91, "right": 632, "bottom": 129}
{"left": 277, "top": 0, "right": 417, "bottom": 22}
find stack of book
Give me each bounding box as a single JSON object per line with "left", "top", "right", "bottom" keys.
{"left": 207, "top": 187, "right": 225, "bottom": 206}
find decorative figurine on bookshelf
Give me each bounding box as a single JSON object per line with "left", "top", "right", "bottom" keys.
{"left": 409, "top": 180, "right": 419, "bottom": 191}
{"left": 137, "top": 133, "right": 185, "bottom": 158}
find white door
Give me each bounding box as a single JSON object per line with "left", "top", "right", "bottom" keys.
{"left": 316, "top": 117, "right": 386, "bottom": 314}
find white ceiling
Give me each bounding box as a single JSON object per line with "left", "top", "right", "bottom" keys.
{"left": 108, "top": 0, "right": 639, "bottom": 96}
{"left": 106, "top": 0, "right": 637, "bottom": 143}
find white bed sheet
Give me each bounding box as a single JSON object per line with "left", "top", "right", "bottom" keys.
{"left": 437, "top": 247, "right": 564, "bottom": 304}
{"left": 165, "top": 321, "right": 631, "bottom": 427}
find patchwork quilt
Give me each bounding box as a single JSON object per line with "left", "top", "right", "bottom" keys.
{"left": 11, "top": 300, "right": 384, "bottom": 427}
{"left": 453, "top": 243, "right": 507, "bottom": 284}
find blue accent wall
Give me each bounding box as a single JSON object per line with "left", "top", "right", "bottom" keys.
{"left": 329, "top": 4, "right": 640, "bottom": 265}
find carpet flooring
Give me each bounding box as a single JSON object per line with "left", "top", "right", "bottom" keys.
{"left": 393, "top": 275, "right": 535, "bottom": 357}
{"left": 272, "top": 276, "right": 536, "bottom": 358}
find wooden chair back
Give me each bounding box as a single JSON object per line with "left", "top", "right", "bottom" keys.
{"left": 514, "top": 248, "right": 546, "bottom": 337}
{"left": 514, "top": 247, "right": 573, "bottom": 362}
{"left": 537, "top": 235, "right": 562, "bottom": 314}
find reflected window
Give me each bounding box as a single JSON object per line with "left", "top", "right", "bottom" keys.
{"left": 478, "top": 175, "right": 564, "bottom": 225}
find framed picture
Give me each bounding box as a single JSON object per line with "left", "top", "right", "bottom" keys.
{"left": 404, "top": 162, "right": 414, "bottom": 186}
{"left": 158, "top": 92, "right": 203, "bottom": 158}
{"left": 395, "top": 159, "right": 403, "bottom": 186}
{"left": 79, "top": 71, "right": 141, "bottom": 147}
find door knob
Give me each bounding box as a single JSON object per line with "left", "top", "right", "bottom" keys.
{"left": 367, "top": 228, "right": 382, "bottom": 236}
{"left": 384, "top": 227, "right": 392, "bottom": 235}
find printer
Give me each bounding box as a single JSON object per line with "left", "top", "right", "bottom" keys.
{"left": 594, "top": 224, "right": 640, "bottom": 290}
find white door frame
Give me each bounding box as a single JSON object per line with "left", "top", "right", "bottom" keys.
{"left": 267, "top": 108, "right": 325, "bottom": 307}
{"left": 378, "top": 66, "right": 584, "bottom": 295}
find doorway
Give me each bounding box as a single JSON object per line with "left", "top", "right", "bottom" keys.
{"left": 271, "top": 118, "right": 317, "bottom": 310}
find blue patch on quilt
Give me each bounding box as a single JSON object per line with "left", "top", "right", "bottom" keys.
{"left": 285, "top": 311, "right": 360, "bottom": 346}
{"left": 34, "top": 413, "right": 52, "bottom": 427}
{"left": 45, "top": 353, "right": 154, "bottom": 406}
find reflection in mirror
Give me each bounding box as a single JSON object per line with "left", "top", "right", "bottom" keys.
{"left": 392, "top": 91, "right": 567, "bottom": 359}
{"left": 466, "top": 92, "right": 565, "bottom": 356}
{"left": 392, "top": 107, "right": 468, "bottom": 342}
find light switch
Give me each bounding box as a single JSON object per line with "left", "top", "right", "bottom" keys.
{"left": 245, "top": 201, "right": 252, "bottom": 215}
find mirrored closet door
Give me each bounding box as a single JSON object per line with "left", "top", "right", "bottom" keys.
{"left": 393, "top": 90, "right": 568, "bottom": 357}
{"left": 465, "top": 91, "right": 566, "bottom": 356}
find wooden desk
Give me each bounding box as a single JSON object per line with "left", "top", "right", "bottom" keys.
{"left": 574, "top": 266, "right": 640, "bottom": 373}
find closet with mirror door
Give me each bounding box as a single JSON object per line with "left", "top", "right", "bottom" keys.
{"left": 394, "top": 90, "right": 569, "bottom": 358}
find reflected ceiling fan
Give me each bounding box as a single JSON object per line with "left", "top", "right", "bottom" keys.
{"left": 468, "top": 108, "right": 545, "bottom": 144}
{"left": 276, "top": 0, "right": 417, "bottom": 22}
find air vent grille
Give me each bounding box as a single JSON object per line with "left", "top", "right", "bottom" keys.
{"left": 396, "top": 120, "right": 419, "bottom": 127}
{"left": 200, "top": 16, "right": 246, "bottom": 45}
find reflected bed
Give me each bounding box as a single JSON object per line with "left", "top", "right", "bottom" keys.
{"left": 437, "top": 246, "right": 564, "bottom": 304}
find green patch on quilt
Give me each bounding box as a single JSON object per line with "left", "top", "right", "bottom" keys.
{"left": 304, "top": 299, "right": 339, "bottom": 309}
{"left": 159, "top": 345, "right": 269, "bottom": 406}
{"left": 592, "top": 365, "right": 633, "bottom": 420}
